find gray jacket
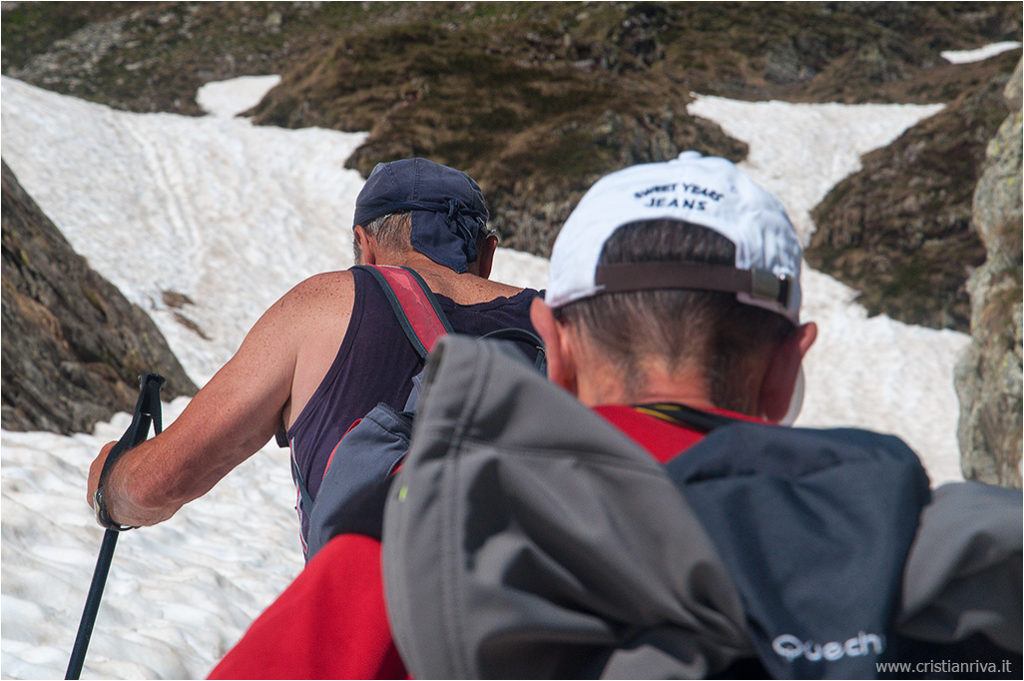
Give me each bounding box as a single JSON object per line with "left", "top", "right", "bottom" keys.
{"left": 382, "top": 336, "right": 1022, "bottom": 678}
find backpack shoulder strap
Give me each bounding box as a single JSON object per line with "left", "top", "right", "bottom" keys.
{"left": 356, "top": 265, "right": 454, "bottom": 359}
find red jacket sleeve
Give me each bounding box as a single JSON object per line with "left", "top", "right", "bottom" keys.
{"left": 208, "top": 534, "right": 406, "bottom": 680}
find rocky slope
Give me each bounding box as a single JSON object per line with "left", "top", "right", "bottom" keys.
{"left": 805, "top": 51, "right": 1019, "bottom": 331}
{"left": 1, "top": 1, "right": 1021, "bottom": 486}
{"left": 1, "top": 160, "right": 196, "bottom": 433}
{"left": 955, "top": 59, "right": 1023, "bottom": 488}
{"left": 3, "top": 2, "right": 1020, "bottom": 263}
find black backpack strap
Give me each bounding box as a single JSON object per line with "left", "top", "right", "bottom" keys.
{"left": 481, "top": 326, "right": 546, "bottom": 372}
{"left": 355, "top": 264, "right": 453, "bottom": 359}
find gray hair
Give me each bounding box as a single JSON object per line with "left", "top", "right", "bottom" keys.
{"left": 353, "top": 212, "right": 499, "bottom": 264}
{"left": 553, "top": 219, "right": 795, "bottom": 413}
{"left": 353, "top": 213, "right": 412, "bottom": 263}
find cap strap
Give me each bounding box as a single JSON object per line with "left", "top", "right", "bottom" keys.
{"left": 594, "top": 262, "right": 792, "bottom": 306}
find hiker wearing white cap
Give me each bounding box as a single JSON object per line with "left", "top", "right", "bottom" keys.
{"left": 380, "top": 152, "right": 1021, "bottom": 678}
{"left": 534, "top": 149, "right": 816, "bottom": 425}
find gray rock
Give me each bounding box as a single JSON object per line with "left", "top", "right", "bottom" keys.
{"left": 1, "top": 159, "right": 196, "bottom": 435}
{"left": 954, "top": 59, "right": 1023, "bottom": 488}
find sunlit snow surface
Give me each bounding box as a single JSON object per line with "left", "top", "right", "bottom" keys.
{"left": 687, "top": 96, "right": 946, "bottom": 242}
{"left": 1, "top": 69, "right": 978, "bottom": 678}
{"left": 195, "top": 75, "right": 281, "bottom": 119}
{"left": 2, "top": 76, "right": 368, "bottom": 386}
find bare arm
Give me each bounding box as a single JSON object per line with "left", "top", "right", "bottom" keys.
{"left": 87, "top": 271, "right": 354, "bottom": 527}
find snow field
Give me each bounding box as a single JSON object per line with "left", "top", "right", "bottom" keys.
{"left": 3, "top": 52, "right": 1003, "bottom": 676}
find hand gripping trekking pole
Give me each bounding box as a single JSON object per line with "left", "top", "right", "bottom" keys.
{"left": 66, "top": 373, "right": 165, "bottom": 680}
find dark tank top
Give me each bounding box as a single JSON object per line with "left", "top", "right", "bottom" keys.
{"left": 287, "top": 266, "right": 540, "bottom": 514}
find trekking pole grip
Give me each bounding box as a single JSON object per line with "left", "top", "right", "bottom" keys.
{"left": 93, "top": 373, "right": 165, "bottom": 531}
{"left": 66, "top": 372, "right": 165, "bottom": 680}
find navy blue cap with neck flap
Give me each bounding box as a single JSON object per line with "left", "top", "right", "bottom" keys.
{"left": 353, "top": 158, "right": 489, "bottom": 274}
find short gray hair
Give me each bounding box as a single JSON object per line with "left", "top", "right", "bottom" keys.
{"left": 553, "top": 219, "right": 795, "bottom": 412}
{"left": 353, "top": 213, "right": 412, "bottom": 263}
{"left": 353, "top": 212, "right": 499, "bottom": 264}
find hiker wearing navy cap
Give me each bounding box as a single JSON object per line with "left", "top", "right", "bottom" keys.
{"left": 86, "top": 157, "right": 541, "bottom": 550}
{"left": 380, "top": 152, "right": 1021, "bottom": 678}
{"left": 353, "top": 157, "right": 491, "bottom": 274}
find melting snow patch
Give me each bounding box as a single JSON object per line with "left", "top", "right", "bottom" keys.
{"left": 942, "top": 42, "right": 1022, "bottom": 64}
{"left": 196, "top": 74, "right": 282, "bottom": 118}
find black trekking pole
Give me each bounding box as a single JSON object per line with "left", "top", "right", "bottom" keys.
{"left": 66, "top": 372, "right": 165, "bottom": 680}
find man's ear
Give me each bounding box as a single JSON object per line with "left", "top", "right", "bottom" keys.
{"left": 474, "top": 234, "right": 499, "bottom": 279}
{"left": 530, "top": 297, "right": 578, "bottom": 395}
{"left": 759, "top": 321, "right": 817, "bottom": 423}
{"left": 353, "top": 225, "right": 377, "bottom": 265}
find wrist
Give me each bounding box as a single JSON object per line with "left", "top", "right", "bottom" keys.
{"left": 93, "top": 485, "right": 136, "bottom": 531}
{"left": 93, "top": 460, "right": 137, "bottom": 531}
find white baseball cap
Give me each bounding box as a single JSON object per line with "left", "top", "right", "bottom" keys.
{"left": 546, "top": 151, "right": 803, "bottom": 324}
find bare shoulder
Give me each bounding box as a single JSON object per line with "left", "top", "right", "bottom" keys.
{"left": 427, "top": 271, "right": 531, "bottom": 305}
{"left": 242, "top": 270, "right": 355, "bottom": 360}
{"left": 478, "top": 278, "right": 528, "bottom": 298}
{"left": 258, "top": 270, "right": 350, "bottom": 327}
{"left": 466, "top": 274, "right": 537, "bottom": 304}
{"left": 282, "top": 270, "right": 355, "bottom": 306}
